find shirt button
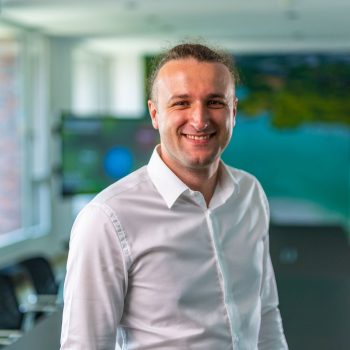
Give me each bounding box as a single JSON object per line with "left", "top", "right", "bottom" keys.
{"left": 234, "top": 335, "right": 240, "bottom": 344}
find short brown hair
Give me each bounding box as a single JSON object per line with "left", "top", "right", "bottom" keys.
{"left": 148, "top": 43, "right": 239, "bottom": 100}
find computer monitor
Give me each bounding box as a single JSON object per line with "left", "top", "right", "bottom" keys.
{"left": 61, "top": 114, "right": 159, "bottom": 196}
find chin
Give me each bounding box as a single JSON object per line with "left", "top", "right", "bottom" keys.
{"left": 185, "top": 156, "right": 218, "bottom": 169}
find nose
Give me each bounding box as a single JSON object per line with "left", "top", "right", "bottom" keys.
{"left": 190, "top": 103, "right": 209, "bottom": 131}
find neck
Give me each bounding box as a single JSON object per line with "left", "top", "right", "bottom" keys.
{"left": 187, "top": 170, "right": 219, "bottom": 207}
{"left": 171, "top": 162, "right": 220, "bottom": 207}
{"left": 157, "top": 146, "right": 221, "bottom": 207}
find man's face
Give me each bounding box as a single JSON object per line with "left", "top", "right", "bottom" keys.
{"left": 148, "top": 58, "right": 237, "bottom": 175}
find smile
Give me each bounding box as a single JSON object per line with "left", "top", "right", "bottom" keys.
{"left": 185, "top": 134, "right": 211, "bottom": 140}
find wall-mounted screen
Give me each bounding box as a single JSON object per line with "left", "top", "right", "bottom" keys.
{"left": 61, "top": 114, "right": 159, "bottom": 196}
{"left": 222, "top": 53, "right": 350, "bottom": 228}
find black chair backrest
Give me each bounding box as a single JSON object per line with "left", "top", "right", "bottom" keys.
{"left": 0, "top": 274, "right": 23, "bottom": 329}
{"left": 20, "top": 257, "right": 58, "bottom": 295}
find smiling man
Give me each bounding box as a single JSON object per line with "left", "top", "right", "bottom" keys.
{"left": 61, "top": 43, "right": 288, "bottom": 350}
{"left": 148, "top": 55, "right": 237, "bottom": 206}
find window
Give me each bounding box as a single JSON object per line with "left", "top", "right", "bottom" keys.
{"left": 0, "top": 25, "right": 50, "bottom": 246}
{"left": 0, "top": 34, "right": 21, "bottom": 236}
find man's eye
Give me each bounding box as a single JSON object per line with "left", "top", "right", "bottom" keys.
{"left": 173, "top": 101, "right": 189, "bottom": 107}
{"left": 208, "top": 100, "right": 225, "bottom": 107}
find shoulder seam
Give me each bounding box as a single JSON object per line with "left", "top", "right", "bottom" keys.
{"left": 90, "top": 202, "right": 133, "bottom": 270}
{"left": 95, "top": 169, "right": 150, "bottom": 204}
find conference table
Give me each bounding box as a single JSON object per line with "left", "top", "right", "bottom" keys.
{"left": 6, "top": 309, "right": 62, "bottom": 350}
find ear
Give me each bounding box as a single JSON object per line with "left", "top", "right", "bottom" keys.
{"left": 148, "top": 99, "right": 159, "bottom": 129}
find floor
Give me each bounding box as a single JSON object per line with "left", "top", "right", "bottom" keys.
{"left": 270, "top": 224, "right": 350, "bottom": 350}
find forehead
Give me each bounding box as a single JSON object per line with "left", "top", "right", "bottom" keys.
{"left": 155, "top": 58, "right": 234, "bottom": 95}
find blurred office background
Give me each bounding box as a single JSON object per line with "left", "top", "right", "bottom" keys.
{"left": 0, "top": 0, "right": 349, "bottom": 349}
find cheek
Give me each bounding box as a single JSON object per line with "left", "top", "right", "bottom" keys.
{"left": 228, "top": 119, "right": 234, "bottom": 133}
{"left": 157, "top": 119, "right": 173, "bottom": 142}
{"left": 225, "top": 113, "right": 235, "bottom": 130}
{"left": 217, "top": 117, "right": 234, "bottom": 144}
{"left": 158, "top": 112, "right": 184, "bottom": 134}
{"left": 226, "top": 122, "right": 234, "bottom": 140}
{"left": 215, "top": 113, "right": 233, "bottom": 131}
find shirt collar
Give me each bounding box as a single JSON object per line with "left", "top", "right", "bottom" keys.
{"left": 147, "top": 146, "right": 188, "bottom": 209}
{"left": 147, "top": 146, "right": 239, "bottom": 209}
{"left": 210, "top": 162, "right": 239, "bottom": 209}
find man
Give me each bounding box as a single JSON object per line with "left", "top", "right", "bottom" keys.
{"left": 61, "top": 43, "right": 288, "bottom": 350}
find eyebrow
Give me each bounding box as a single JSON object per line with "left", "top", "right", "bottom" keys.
{"left": 168, "top": 93, "right": 227, "bottom": 102}
{"left": 206, "top": 93, "right": 227, "bottom": 99}
{"left": 168, "top": 94, "right": 190, "bottom": 102}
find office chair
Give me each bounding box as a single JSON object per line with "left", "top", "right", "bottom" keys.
{"left": 19, "top": 256, "right": 60, "bottom": 312}
{"left": 0, "top": 274, "right": 26, "bottom": 347}
{"left": 0, "top": 262, "right": 60, "bottom": 348}
{"left": 0, "top": 274, "right": 23, "bottom": 329}
{"left": 19, "top": 256, "right": 58, "bottom": 296}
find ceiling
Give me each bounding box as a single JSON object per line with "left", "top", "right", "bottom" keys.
{"left": 1, "top": 0, "right": 350, "bottom": 53}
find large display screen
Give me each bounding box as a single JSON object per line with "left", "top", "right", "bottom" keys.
{"left": 222, "top": 53, "right": 350, "bottom": 228}
{"left": 61, "top": 114, "right": 159, "bottom": 195}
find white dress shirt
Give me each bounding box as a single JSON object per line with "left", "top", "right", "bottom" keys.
{"left": 60, "top": 147, "right": 288, "bottom": 350}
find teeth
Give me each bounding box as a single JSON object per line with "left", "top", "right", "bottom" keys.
{"left": 186, "top": 134, "right": 211, "bottom": 140}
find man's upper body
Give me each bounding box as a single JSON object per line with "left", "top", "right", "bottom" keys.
{"left": 60, "top": 43, "right": 288, "bottom": 350}
{"left": 61, "top": 147, "right": 287, "bottom": 350}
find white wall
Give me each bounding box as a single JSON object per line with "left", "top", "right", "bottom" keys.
{"left": 109, "top": 54, "right": 145, "bottom": 117}
{"left": 49, "top": 38, "right": 79, "bottom": 247}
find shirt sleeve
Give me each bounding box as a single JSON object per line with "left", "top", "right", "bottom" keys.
{"left": 60, "top": 203, "right": 128, "bottom": 350}
{"left": 258, "top": 232, "right": 289, "bottom": 350}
